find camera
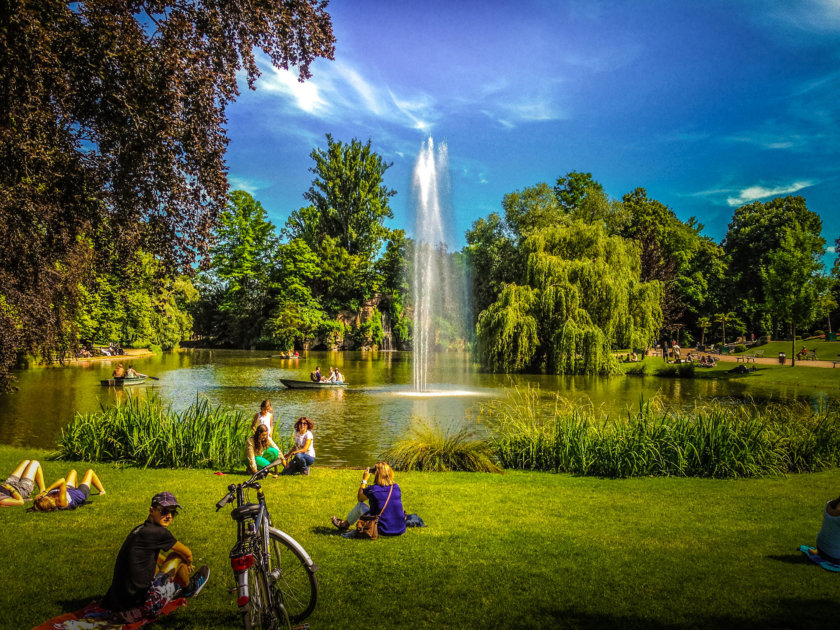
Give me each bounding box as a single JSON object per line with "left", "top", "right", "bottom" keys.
{"left": 366, "top": 466, "right": 376, "bottom": 474}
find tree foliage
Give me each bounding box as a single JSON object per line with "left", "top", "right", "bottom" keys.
{"left": 476, "top": 221, "right": 662, "bottom": 374}
{"left": 0, "top": 0, "right": 335, "bottom": 388}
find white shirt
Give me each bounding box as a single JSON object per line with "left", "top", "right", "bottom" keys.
{"left": 295, "top": 430, "right": 315, "bottom": 457}
{"left": 255, "top": 411, "right": 272, "bottom": 430}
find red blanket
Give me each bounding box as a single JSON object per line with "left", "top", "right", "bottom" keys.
{"left": 32, "top": 598, "right": 187, "bottom": 630}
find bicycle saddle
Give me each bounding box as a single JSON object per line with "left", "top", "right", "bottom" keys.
{"left": 231, "top": 503, "right": 261, "bottom": 521}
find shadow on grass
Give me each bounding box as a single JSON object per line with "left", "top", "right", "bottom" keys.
{"left": 56, "top": 596, "right": 99, "bottom": 611}
{"left": 766, "top": 553, "right": 810, "bottom": 565}
{"left": 523, "top": 598, "right": 840, "bottom": 629}
{"left": 310, "top": 525, "right": 342, "bottom": 536}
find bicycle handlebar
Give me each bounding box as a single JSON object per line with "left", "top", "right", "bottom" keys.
{"left": 214, "top": 458, "right": 285, "bottom": 511}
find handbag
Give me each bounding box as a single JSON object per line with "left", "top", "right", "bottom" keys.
{"left": 356, "top": 485, "right": 393, "bottom": 540}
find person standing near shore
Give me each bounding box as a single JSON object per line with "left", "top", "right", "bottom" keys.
{"left": 251, "top": 400, "right": 274, "bottom": 435}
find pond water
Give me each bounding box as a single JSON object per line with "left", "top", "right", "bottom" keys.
{"left": 0, "top": 350, "right": 836, "bottom": 465}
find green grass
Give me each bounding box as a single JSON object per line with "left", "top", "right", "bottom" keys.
{"left": 734, "top": 338, "right": 840, "bottom": 361}
{"left": 2, "top": 445, "right": 840, "bottom": 630}
{"left": 487, "top": 388, "right": 840, "bottom": 477}
{"left": 382, "top": 418, "right": 502, "bottom": 472}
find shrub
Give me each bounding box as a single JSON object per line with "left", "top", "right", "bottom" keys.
{"left": 382, "top": 419, "right": 502, "bottom": 473}
{"left": 734, "top": 344, "right": 747, "bottom": 353}
{"left": 486, "top": 386, "right": 840, "bottom": 478}
{"left": 814, "top": 330, "right": 825, "bottom": 338}
{"left": 624, "top": 362, "right": 647, "bottom": 376}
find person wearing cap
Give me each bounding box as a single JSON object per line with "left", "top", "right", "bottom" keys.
{"left": 102, "top": 492, "right": 209, "bottom": 623}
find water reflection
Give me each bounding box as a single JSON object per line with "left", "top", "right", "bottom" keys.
{"left": 0, "top": 349, "right": 837, "bottom": 465}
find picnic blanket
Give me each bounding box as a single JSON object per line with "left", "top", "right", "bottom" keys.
{"left": 32, "top": 598, "right": 187, "bottom": 630}
{"left": 799, "top": 545, "right": 840, "bottom": 572}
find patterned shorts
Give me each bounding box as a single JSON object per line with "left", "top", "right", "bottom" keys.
{"left": 110, "top": 573, "right": 178, "bottom": 624}
{"left": 2, "top": 475, "right": 34, "bottom": 499}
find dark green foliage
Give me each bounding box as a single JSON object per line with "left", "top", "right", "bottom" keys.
{"left": 655, "top": 363, "right": 695, "bottom": 378}
{"left": 554, "top": 171, "right": 605, "bottom": 213}
{"left": 383, "top": 419, "right": 501, "bottom": 473}
{"left": 488, "top": 387, "right": 840, "bottom": 478}
{"left": 0, "top": 0, "right": 335, "bottom": 390}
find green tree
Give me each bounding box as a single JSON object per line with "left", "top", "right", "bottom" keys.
{"left": 376, "top": 230, "right": 412, "bottom": 348}
{"left": 697, "top": 316, "right": 711, "bottom": 347}
{"left": 761, "top": 223, "right": 822, "bottom": 366}
{"left": 196, "top": 191, "right": 278, "bottom": 346}
{"left": 463, "top": 213, "right": 518, "bottom": 325}
{"left": 502, "top": 182, "right": 565, "bottom": 240}
{"left": 723, "top": 196, "right": 824, "bottom": 335}
{"left": 713, "top": 312, "right": 743, "bottom": 346}
{"left": 0, "top": 0, "right": 334, "bottom": 389}
{"left": 476, "top": 220, "right": 662, "bottom": 374}
{"left": 554, "top": 171, "right": 605, "bottom": 213}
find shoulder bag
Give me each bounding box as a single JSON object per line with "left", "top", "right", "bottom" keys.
{"left": 356, "top": 485, "right": 394, "bottom": 540}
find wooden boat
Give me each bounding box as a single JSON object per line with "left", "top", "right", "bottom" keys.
{"left": 100, "top": 376, "right": 147, "bottom": 387}
{"left": 280, "top": 378, "right": 348, "bottom": 389}
{"left": 271, "top": 354, "right": 300, "bottom": 359}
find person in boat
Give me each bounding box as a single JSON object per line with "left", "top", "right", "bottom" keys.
{"left": 251, "top": 399, "right": 273, "bottom": 435}
{"left": 310, "top": 366, "right": 323, "bottom": 383}
{"left": 293, "top": 350, "right": 299, "bottom": 357}
{"left": 245, "top": 425, "right": 281, "bottom": 475}
{"left": 126, "top": 365, "right": 139, "bottom": 378}
{"left": 335, "top": 369, "right": 345, "bottom": 384}
{"left": 282, "top": 417, "right": 315, "bottom": 476}
{"left": 113, "top": 363, "right": 126, "bottom": 378}
{"left": 326, "top": 366, "right": 337, "bottom": 383}
{"left": 102, "top": 492, "right": 209, "bottom": 624}
{"left": 30, "top": 468, "right": 106, "bottom": 512}
{"left": 1, "top": 459, "right": 46, "bottom": 507}
{"left": 331, "top": 461, "right": 406, "bottom": 537}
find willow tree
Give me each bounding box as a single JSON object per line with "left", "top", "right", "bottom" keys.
{"left": 476, "top": 221, "right": 662, "bottom": 374}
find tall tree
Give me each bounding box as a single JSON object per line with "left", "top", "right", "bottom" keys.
{"left": 502, "top": 182, "right": 565, "bottom": 240}
{"left": 554, "top": 171, "right": 605, "bottom": 213}
{"left": 722, "top": 196, "right": 823, "bottom": 335}
{"left": 761, "top": 223, "right": 822, "bottom": 366}
{"left": 0, "top": 0, "right": 335, "bottom": 389}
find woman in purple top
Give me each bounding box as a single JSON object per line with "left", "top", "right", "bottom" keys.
{"left": 331, "top": 461, "right": 406, "bottom": 536}
{"left": 30, "top": 468, "right": 105, "bottom": 511}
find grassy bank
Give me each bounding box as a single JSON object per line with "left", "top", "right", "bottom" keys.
{"left": 2, "top": 446, "right": 839, "bottom": 629}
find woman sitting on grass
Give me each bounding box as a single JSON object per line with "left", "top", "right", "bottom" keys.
{"left": 0, "top": 459, "right": 46, "bottom": 507}
{"left": 331, "top": 461, "right": 406, "bottom": 536}
{"left": 245, "top": 424, "right": 281, "bottom": 475}
{"left": 30, "top": 468, "right": 105, "bottom": 511}
{"left": 813, "top": 494, "right": 840, "bottom": 563}
{"left": 282, "top": 417, "right": 315, "bottom": 476}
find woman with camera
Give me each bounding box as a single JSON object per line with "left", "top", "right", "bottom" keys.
{"left": 330, "top": 461, "right": 406, "bottom": 536}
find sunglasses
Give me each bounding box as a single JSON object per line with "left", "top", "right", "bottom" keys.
{"left": 156, "top": 506, "right": 179, "bottom": 517}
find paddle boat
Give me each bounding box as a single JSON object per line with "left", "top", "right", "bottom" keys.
{"left": 280, "top": 378, "right": 348, "bottom": 389}
{"left": 100, "top": 376, "right": 147, "bottom": 387}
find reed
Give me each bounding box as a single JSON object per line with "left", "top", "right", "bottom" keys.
{"left": 383, "top": 418, "right": 502, "bottom": 473}
{"left": 56, "top": 394, "right": 251, "bottom": 469}
{"left": 486, "top": 385, "right": 840, "bottom": 478}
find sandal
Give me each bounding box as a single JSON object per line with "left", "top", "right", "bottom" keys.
{"left": 331, "top": 516, "right": 349, "bottom": 531}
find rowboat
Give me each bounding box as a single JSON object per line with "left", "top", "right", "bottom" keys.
{"left": 280, "top": 379, "right": 348, "bottom": 389}
{"left": 100, "top": 376, "right": 147, "bottom": 387}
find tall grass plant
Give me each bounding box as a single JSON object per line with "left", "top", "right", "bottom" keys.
{"left": 382, "top": 418, "right": 502, "bottom": 472}
{"left": 486, "top": 385, "right": 840, "bottom": 478}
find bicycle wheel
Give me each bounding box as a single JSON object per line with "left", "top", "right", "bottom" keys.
{"left": 267, "top": 531, "right": 319, "bottom": 623}
{"left": 242, "top": 566, "right": 270, "bottom": 630}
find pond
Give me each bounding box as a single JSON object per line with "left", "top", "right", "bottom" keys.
{"left": 0, "top": 350, "right": 835, "bottom": 465}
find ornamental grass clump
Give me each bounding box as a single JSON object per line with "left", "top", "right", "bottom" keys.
{"left": 383, "top": 419, "right": 502, "bottom": 473}
{"left": 487, "top": 385, "right": 840, "bottom": 478}
{"left": 57, "top": 394, "right": 250, "bottom": 469}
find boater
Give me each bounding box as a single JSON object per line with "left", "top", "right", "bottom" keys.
{"left": 0, "top": 459, "right": 46, "bottom": 507}
{"left": 102, "top": 492, "right": 209, "bottom": 623}
{"left": 30, "top": 468, "right": 105, "bottom": 511}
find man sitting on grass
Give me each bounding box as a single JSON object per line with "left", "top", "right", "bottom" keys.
{"left": 102, "top": 492, "right": 209, "bottom": 623}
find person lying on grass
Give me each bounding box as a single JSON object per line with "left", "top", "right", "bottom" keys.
{"left": 30, "top": 468, "right": 105, "bottom": 512}
{"left": 246, "top": 424, "right": 282, "bottom": 476}
{"left": 102, "top": 492, "right": 209, "bottom": 624}
{"left": 0, "top": 459, "right": 46, "bottom": 507}
{"left": 331, "top": 461, "right": 406, "bottom": 536}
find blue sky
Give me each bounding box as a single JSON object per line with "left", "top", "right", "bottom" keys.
{"left": 225, "top": 0, "right": 840, "bottom": 262}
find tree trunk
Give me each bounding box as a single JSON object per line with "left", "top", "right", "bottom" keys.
{"left": 791, "top": 322, "right": 796, "bottom": 367}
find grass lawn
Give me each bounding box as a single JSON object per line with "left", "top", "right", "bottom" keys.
{"left": 3, "top": 447, "right": 840, "bottom": 629}
{"left": 734, "top": 338, "right": 840, "bottom": 362}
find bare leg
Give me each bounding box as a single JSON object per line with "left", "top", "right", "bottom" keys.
{"left": 80, "top": 469, "right": 105, "bottom": 495}
{"left": 22, "top": 460, "right": 45, "bottom": 493}
{"left": 10, "top": 460, "right": 29, "bottom": 478}
{"left": 65, "top": 469, "right": 78, "bottom": 487}
{"left": 158, "top": 550, "right": 191, "bottom": 587}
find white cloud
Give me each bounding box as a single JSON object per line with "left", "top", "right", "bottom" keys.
{"left": 228, "top": 175, "right": 266, "bottom": 196}
{"left": 828, "top": 246, "right": 837, "bottom": 253}
{"left": 726, "top": 181, "right": 815, "bottom": 206}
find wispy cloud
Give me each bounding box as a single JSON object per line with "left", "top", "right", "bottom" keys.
{"left": 828, "top": 246, "right": 837, "bottom": 254}
{"left": 228, "top": 175, "right": 268, "bottom": 196}
{"left": 726, "top": 181, "right": 815, "bottom": 206}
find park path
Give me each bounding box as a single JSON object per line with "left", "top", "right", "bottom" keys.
{"left": 659, "top": 349, "right": 840, "bottom": 369}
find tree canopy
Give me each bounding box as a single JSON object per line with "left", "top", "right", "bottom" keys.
{"left": 0, "top": 0, "right": 335, "bottom": 388}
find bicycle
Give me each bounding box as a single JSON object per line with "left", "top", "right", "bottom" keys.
{"left": 216, "top": 458, "right": 319, "bottom": 629}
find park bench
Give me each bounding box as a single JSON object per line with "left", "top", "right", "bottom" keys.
{"left": 805, "top": 350, "right": 817, "bottom": 361}
{"left": 736, "top": 349, "right": 765, "bottom": 364}
{"left": 833, "top": 355, "right": 840, "bottom": 368}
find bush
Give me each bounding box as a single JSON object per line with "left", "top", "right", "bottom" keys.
{"left": 624, "top": 362, "right": 647, "bottom": 376}
{"left": 734, "top": 344, "right": 747, "bottom": 353}
{"left": 814, "top": 330, "right": 825, "bottom": 338}
{"left": 486, "top": 386, "right": 840, "bottom": 478}
{"left": 382, "top": 419, "right": 501, "bottom": 473}
{"left": 654, "top": 363, "right": 695, "bottom": 378}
